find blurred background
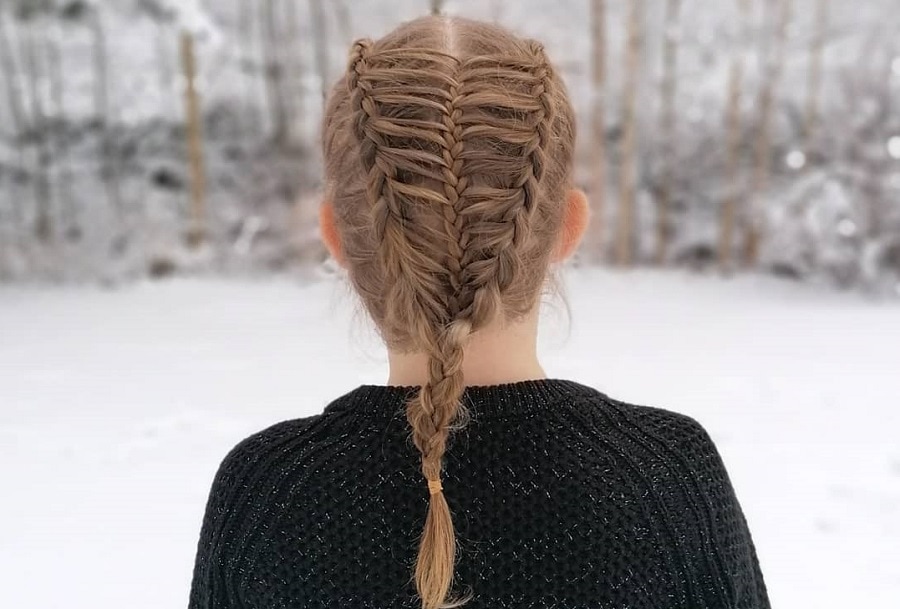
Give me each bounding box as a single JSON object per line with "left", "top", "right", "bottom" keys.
{"left": 0, "top": 0, "right": 899, "bottom": 288}
{"left": 0, "top": 0, "right": 898, "bottom": 608}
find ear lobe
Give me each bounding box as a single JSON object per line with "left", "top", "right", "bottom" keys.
{"left": 319, "top": 201, "right": 345, "bottom": 266}
{"left": 553, "top": 188, "right": 590, "bottom": 262}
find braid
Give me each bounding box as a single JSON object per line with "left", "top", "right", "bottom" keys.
{"left": 348, "top": 40, "right": 452, "bottom": 326}
{"left": 347, "top": 40, "right": 473, "bottom": 609}
{"left": 325, "top": 20, "right": 576, "bottom": 609}
{"left": 437, "top": 66, "right": 468, "bottom": 309}
{"left": 522, "top": 41, "right": 556, "bottom": 223}
{"left": 407, "top": 64, "right": 479, "bottom": 609}
{"left": 454, "top": 45, "right": 559, "bottom": 322}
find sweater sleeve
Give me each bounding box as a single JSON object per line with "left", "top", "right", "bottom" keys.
{"left": 187, "top": 440, "right": 253, "bottom": 609}
{"left": 689, "top": 420, "right": 772, "bottom": 609}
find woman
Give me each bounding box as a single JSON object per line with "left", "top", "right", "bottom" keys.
{"left": 188, "top": 15, "right": 770, "bottom": 609}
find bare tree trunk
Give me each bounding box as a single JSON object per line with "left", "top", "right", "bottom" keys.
{"left": 238, "top": 0, "right": 262, "bottom": 135}
{"left": 0, "top": 12, "right": 25, "bottom": 137}
{"left": 719, "top": 0, "right": 750, "bottom": 272}
{"left": 803, "top": 0, "right": 827, "bottom": 154}
{"left": 21, "top": 21, "right": 53, "bottom": 242}
{"left": 284, "top": 0, "right": 306, "bottom": 146}
{"left": 0, "top": 12, "right": 27, "bottom": 236}
{"left": 846, "top": 30, "right": 892, "bottom": 240}
{"left": 90, "top": 7, "right": 123, "bottom": 227}
{"left": 47, "top": 19, "right": 77, "bottom": 241}
{"left": 180, "top": 32, "right": 208, "bottom": 247}
{"left": 871, "top": 34, "right": 894, "bottom": 238}
{"left": 748, "top": 0, "right": 791, "bottom": 266}
{"left": 616, "top": 0, "right": 643, "bottom": 267}
{"left": 655, "top": 0, "right": 681, "bottom": 265}
{"left": 588, "top": 0, "right": 607, "bottom": 261}
{"left": 333, "top": 0, "right": 353, "bottom": 44}
{"left": 154, "top": 20, "right": 173, "bottom": 121}
{"left": 308, "top": 0, "right": 330, "bottom": 103}
{"left": 262, "top": 0, "right": 289, "bottom": 146}
{"left": 430, "top": 0, "right": 445, "bottom": 16}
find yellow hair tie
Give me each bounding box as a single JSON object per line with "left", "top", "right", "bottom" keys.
{"left": 427, "top": 478, "right": 443, "bottom": 495}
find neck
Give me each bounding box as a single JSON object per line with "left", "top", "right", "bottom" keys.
{"left": 386, "top": 308, "right": 545, "bottom": 387}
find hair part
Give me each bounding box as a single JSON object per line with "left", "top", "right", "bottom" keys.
{"left": 322, "top": 15, "right": 576, "bottom": 609}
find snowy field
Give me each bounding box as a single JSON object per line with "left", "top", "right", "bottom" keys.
{"left": 1, "top": 268, "right": 898, "bottom": 609}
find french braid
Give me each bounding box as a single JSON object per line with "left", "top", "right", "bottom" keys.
{"left": 322, "top": 16, "right": 576, "bottom": 609}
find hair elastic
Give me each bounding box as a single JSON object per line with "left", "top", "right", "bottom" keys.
{"left": 427, "top": 478, "right": 443, "bottom": 495}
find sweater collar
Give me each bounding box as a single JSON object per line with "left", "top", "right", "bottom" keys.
{"left": 322, "top": 378, "right": 595, "bottom": 421}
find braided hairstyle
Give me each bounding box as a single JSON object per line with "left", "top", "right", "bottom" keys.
{"left": 322, "top": 15, "right": 576, "bottom": 609}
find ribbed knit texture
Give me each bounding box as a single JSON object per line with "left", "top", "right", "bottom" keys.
{"left": 188, "top": 379, "right": 770, "bottom": 609}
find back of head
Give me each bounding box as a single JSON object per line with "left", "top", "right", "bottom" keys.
{"left": 321, "top": 15, "right": 576, "bottom": 609}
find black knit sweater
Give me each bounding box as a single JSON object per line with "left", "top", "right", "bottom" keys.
{"left": 188, "top": 379, "right": 770, "bottom": 609}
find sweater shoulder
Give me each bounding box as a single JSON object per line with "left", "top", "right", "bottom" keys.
{"left": 214, "top": 414, "right": 324, "bottom": 481}
{"left": 572, "top": 393, "right": 769, "bottom": 606}
{"left": 189, "top": 414, "right": 326, "bottom": 608}
{"left": 571, "top": 390, "right": 733, "bottom": 489}
{"left": 196, "top": 415, "right": 326, "bottom": 548}
{"left": 571, "top": 387, "right": 717, "bottom": 451}
{"left": 621, "top": 399, "right": 729, "bottom": 469}
{"left": 621, "top": 399, "right": 717, "bottom": 447}
{"left": 206, "top": 384, "right": 399, "bottom": 509}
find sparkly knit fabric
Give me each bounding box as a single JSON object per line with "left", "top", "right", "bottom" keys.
{"left": 188, "top": 379, "right": 770, "bottom": 609}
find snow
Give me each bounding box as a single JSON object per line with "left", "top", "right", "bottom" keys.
{"left": 1, "top": 268, "right": 898, "bottom": 608}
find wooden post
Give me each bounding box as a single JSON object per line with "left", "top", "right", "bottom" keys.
{"left": 180, "top": 31, "right": 207, "bottom": 247}
{"left": 616, "top": 0, "right": 643, "bottom": 267}
{"left": 719, "top": 0, "right": 750, "bottom": 271}
{"left": 655, "top": 0, "right": 681, "bottom": 265}
{"left": 748, "top": 0, "right": 791, "bottom": 266}
{"left": 589, "top": 0, "right": 607, "bottom": 261}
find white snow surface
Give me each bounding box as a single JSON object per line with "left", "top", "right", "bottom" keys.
{"left": 1, "top": 268, "right": 898, "bottom": 608}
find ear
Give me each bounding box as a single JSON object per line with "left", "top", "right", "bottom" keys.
{"left": 319, "top": 201, "right": 345, "bottom": 266}
{"left": 552, "top": 188, "right": 590, "bottom": 262}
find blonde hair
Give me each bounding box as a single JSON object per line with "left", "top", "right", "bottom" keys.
{"left": 321, "top": 15, "right": 576, "bottom": 609}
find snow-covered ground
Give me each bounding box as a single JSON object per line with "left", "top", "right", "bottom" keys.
{"left": 1, "top": 268, "right": 898, "bottom": 608}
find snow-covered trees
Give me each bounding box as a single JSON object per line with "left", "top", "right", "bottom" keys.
{"left": 0, "top": 0, "right": 897, "bottom": 294}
